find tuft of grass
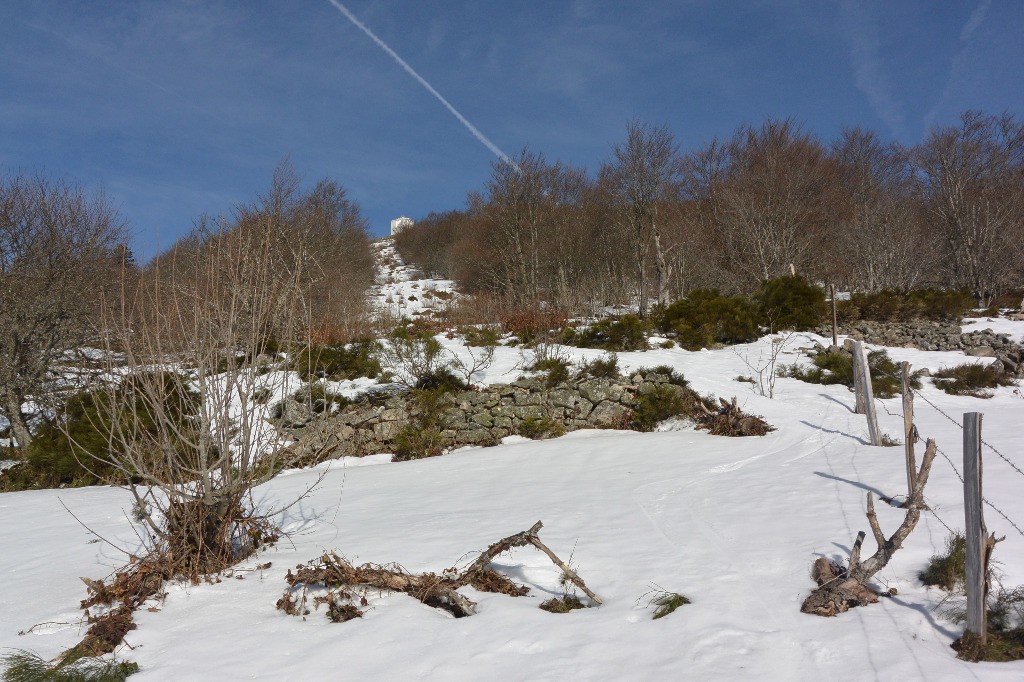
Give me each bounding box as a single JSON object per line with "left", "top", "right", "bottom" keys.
{"left": 932, "top": 363, "right": 1017, "bottom": 398}
{"left": 880, "top": 433, "right": 901, "bottom": 447}
{"left": 1, "top": 650, "right": 139, "bottom": 682}
{"left": 954, "top": 628, "right": 1024, "bottom": 663}
{"left": 651, "top": 591, "right": 691, "bottom": 620}
{"left": 576, "top": 353, "right": 620, "bottom": 380}
{"left": 518, "top": 416, "right": 565, "bottom": 440}
{"left": 539, "top": 595, "right": 586, "bottom": 613}
{"left": 920, "top": 531, "right": 966, "bottom": 591}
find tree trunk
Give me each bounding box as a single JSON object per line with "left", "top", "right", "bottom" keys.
{"left": 3, "top": 391, "right": 32, "bottom": 450}
{"left": 652, "top": 226, "right": 672, "bottom": 306}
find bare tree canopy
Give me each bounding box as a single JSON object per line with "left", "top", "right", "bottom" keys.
{"left": 603, "top": 120, "right": 681, "bottom": 314}
{"left": 915, "top": 111, "right": 1024, "bottom": 303}
{"left": 0, "top": 172, "right": 129, "bottom": 450}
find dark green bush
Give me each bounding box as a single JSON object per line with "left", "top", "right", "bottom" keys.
{"left": 461, "top": 325, "right": 501, "bottom": 347}
{"left": 839, "top": 289, "right": 974, "bottom": 323}
{"left": 630, "top": 385, "right": 689, "bottom": 432}
{"left": 531, "top": 357, "right": 572, "bottom": 388}
{"left": 291, "top": 342, "right": 380, "bottom": 381}
{"left": 755, "top": 276, "right": 826, "bottom": 331}
{"left": 658, "top": 290, "right": 759, "bottom": 350}
{"left": 413, "top": 367, "right": 468, "bottom": 392}
{"left": 392, "top": 389, "right": 449, "bottom": 461}
{"left": 561, "top": 315, "right": 649, "bottom": 351}
{"left": 782, "top": 349, "right": 922, "bottom": 399}
{"left": 932, "top": 363, "right": 1017, "bottom": 397}
{"left": 2, "top": 375, "right": 199, "bottom": 491}
{"left": 292, "top": 382, "right": 350, "bottom": 413}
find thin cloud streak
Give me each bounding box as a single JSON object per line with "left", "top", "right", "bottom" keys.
{"left": 326, "top": 0, "right": 515, "bottom": 168}
{"left": 924, "top": 0, "right": 991, "bottom": 130}
{"left": 838, "top": 0, "right": 905, "bottom": 137}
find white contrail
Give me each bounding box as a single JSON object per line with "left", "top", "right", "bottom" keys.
{"left": 327, "top": 0, "right": 515, "bottom": 168}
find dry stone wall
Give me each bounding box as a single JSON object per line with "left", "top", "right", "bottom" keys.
{"left": 813, "top": 320, "right": 1023, "bottom": 375}
{"left": 289, "top": 372, "right": 689, "bottom": 459}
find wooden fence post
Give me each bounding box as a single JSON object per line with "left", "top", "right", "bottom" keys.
{"left": 853, "top": 342, "right": 865, "bottom": 414}
{"left": 854, "top": 341, "right": 881, "bottom": 446}
{"left": 830, "top": 284, "right": 838, "bottom": 348}
{"left": 902, "top": 362, "right": 917, "bottom": 498}
{"left": 963, "top": 412, "right": 987, "bottom": 643}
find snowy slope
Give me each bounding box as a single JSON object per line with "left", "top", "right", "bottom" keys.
{"left": 367, "top": 238, "right": 458, "bottom": 321}
{"left": 4, "top": 327, "right": 1024, "bottom": 680}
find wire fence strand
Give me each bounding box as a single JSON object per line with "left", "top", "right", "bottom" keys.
{"left": 862, "top": 362, "right": 1024, "bottom": 539}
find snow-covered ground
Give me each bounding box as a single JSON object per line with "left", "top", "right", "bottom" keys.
{"left": 4, "top": 250, "right": 1024, "bottom": 679}
{"left": 4, "top": 321, "right": 1024, "bottom": 679}
{"left": 367, "top": 238, "right": 458, "bottom": 321}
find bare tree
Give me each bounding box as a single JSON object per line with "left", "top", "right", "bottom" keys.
{"left": 914, "top": 111, "right": 1024, "bottom": 303}
{"left": 0, "top": 173, "right": 128, "bottom": 451}
{"left": 717, "top": 119, "right": 835, "bottom": 287}
{"left": 831, "top": 128, "right": 933, "bottom": 291}
{"left": 603, "top": 120, "right": 681, "bottom": 314}
{"left": 234, "top": 160, "right": 375, "bottom": 343}
{"left": 85, "top": 211, "right": 338, "bottom": 574}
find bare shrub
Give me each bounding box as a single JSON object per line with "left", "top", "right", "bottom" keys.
{"left": 84, "top": 220, "right": 336, "bottom": 578}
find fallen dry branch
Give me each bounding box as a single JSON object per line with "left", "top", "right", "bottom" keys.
{"left": 696, "top": 397, "right": 773, "bottom": 437}
{"left": 802, "top": 438, "right": 937, "bottom": 616}
{"left": 279, "top": 520, "right": 601, "bottom": 620}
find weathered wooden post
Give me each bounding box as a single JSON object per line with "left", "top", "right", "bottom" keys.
{"left": 854, "top": 340, "right": 881, "bottom": 446}
{"left": 902, "top": 362, "right": 917, "bottom": 497}
{"left": 852, "top": 341, "right": 866, "bottom": 414}
{"left": 963, "top": 412, "right": 987, "bottom": 643}
{"left": 830, "top": 284, "right": 838, "bottom": 348}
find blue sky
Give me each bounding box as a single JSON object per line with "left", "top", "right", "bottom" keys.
{"left": 1, "top": 1, "right": 1021, "bottom": 258}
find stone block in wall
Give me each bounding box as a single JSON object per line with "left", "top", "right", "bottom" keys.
{"left": 578, "top": 379, "right": 613, "bottom": 403}
{"left": 441, "top": 408, "right": 467, "bottom": 428}
{"left": 373, "top": 420, "right": 402, "bottom": 442}
{"left": 548, "top": 388, "right": 577, "bottom": 409}
{"left": 514, "top": 391, "right": 543, "bottom": 406}
{"left": 461, "top": 428, "right": 494, "bottom": 445}
{"left": 510, "top": 405, "right": 546, "bottom": 420}
{"left": 470, "top": 412, "right": 494, "bottom": 427}
{"left": 589, "top": 400, "right": 630, "bottom": 427}
{"left": 574, "top": 398, "right": 594, "bottom": 418}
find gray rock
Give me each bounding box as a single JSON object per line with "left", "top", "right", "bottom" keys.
{"left": 578, "top": 379, "right": 613, "bottom": 403}
{"left": 589, "top": 401, "right": 630, "bottom": 427}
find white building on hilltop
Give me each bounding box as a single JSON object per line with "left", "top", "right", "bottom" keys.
{"left": 390, "top": 216, "right": 413, "bottom": 236}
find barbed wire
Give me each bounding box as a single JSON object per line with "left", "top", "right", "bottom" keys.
{"left": 908, "top": 384, "right": 1024, "bottom": 485}
{"left": 921, "top": 495, "right": 957, "bottom": 536}
{"left": 860, "top": 363, "right": 1024, "bottom": 538}
{"left": 931, "top": 439, "right": 1024, "bottom": 539}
